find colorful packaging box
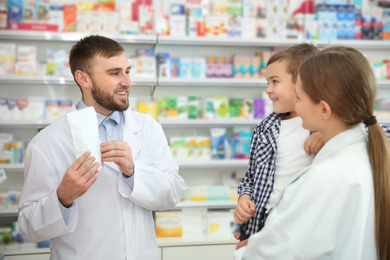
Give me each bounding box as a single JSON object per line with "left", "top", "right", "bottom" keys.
{"left": 229, "top": 98, "right": 245, "bottom": 118}
{"left": 0, "top": 43, "right": 16, "bottom": 75}
{"left": 234, "top": 130, "right": 252, "bottom": 159}
{"left": 210, "top": 128, "right": 226, "bottom": 159}
{"left": 63, "top": 4, "right": 76, "bottom": 32}
{"left": 196, "top": 136, "right": 211, "bottom": 159}
{"left": 180, "top": 57, "right": 192, "bottom": 79}
{"left": 188, "top": 96, "right": 201, "bottom": 119}
{"left": 157, "top": 53, "right": 171, "bottom": 78}
{"left": 166, "top": 97, "right": 178, "bottom": 117}
{"left": 170, "top": 136, "right": 187, "bottom": 160}
{"left": 137, "top": 101, "right": 157, "bottom": 119}
{"left": 213, "top": 96, "right": 229, "bottom": 119}
{"left": 170, "top": 57, "right": 180, "bottom": 78}
{"left": 155, "top": 211, "right": 183, "bottom": 238}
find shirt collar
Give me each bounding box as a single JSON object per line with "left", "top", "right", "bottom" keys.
{"left": 75, "top": 99, "right": 122, "bottom": 126}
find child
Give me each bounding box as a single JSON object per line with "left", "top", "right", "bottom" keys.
{"left": 234, "top": 43, "right": 322, "bottom": 242}
{"left": 234, "top": 46, "right": 390, "bottom": 260}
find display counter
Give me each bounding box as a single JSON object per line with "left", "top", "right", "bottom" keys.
{"left": 2, "top": 236, "right": 238, "bottom": 260}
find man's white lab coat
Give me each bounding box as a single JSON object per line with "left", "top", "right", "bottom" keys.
{"left": 234, "top": 125, "right": 377, "bottom": 260}
{"left": 18, "top": 107, "right": 186, "bottom": 260}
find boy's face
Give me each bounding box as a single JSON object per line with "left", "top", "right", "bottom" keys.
{"left": 265, "top": 61, "right": 297, "bottom": 118}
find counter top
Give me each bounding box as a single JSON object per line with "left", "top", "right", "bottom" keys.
{"left": 157, "top": 235, "right": 237, "bottom": 247}
{"left": 3, "top": 236, "right": 238, "bottom": 255}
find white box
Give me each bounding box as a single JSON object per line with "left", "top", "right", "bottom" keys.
{"left": 0, "top": 43, "right": 16, "bottom": 75}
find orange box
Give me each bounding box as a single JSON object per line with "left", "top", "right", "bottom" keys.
{"left": 63, "top": 4, "right": 76, "bottom": 32}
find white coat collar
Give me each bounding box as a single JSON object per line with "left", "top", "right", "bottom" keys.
{"left": 312, "top": 124, "right": 366, "bottom": 165}
{"left": 268, "top": 124, "right": 367, "bottom": 214}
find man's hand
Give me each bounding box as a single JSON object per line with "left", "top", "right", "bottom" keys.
{"left": 234, "top": 194, "right": 256, "bottom": 224}
{"left": 304, "top": 132, "right": 325, "bottom": 155}
{"left": 57, "top": 151, "right": 100, "bottom": 208}
{"left": 100, "top": 141, "right": 134, "bottom": 177}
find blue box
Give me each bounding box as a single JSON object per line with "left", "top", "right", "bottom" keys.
{"left": 170, "top": 57, "right": 180, "bottom": 78}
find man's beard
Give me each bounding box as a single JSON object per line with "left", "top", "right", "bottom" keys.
{"left": 91, "top": 79, "right": 129, "bottom": 112}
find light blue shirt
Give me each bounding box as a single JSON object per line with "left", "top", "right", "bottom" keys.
{"left": 59, "top": 100, "right": 134, "bottom": 224}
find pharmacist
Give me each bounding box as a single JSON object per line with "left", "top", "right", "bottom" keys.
{"left": 18, "top": 35, "right": 186, "bottom": 260}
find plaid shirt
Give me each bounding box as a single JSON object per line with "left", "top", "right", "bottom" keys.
{"left": 237, "top": 112, "right": 291, "bottom": 237}
{"left": 238, "top": 112, "right": 390, "bottom": 237}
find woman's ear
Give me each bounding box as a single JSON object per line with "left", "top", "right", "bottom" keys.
{"left": 74, "top": 70, "right": 91, "bottom": 90}
{"left": 319, "top": 100, "right": 332, "bottom": 121}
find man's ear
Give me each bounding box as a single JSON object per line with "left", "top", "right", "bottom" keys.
{"left": 319, "top": 100, "right": 332, "bottom": 121}
{"left": 74, "top": 70, "right": 91, "bottom": 90}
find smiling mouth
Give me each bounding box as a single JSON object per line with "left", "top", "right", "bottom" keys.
{"left": 115, "top": 91, "right": 128, "bottom": 96}
{"left": 270, "top": 97, "right": 278, "bottom": 103}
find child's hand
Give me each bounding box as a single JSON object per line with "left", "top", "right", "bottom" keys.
{"left": 234, "top": 194, "right": 256, "bottom": 224}
{"left": 304, "top": 132, "right": 325, "bottom": 155}
{"left": 236, "top": 239, "right": 249, "bottom": 250}
{"left": 234, "top": 231, "right": 249, "bottom": 250}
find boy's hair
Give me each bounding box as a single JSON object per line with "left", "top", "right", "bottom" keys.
{"left": 299, "top": 46, "right": 390, "bottom": 260}
{"left": 267, "top": 43, "right": 318, "bottom": 82}
{"left": 69, "top": 35, "right": 124, "bottom": 82}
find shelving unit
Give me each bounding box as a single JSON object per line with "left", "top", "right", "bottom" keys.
{"left": 0, "top": 30, "right": 157, "bottom": 44}
{"left": 0, "top": 74, "right": 157, "bottom": 86}
{"left": 0, "top": 164, "right": 24, "bottom": 172}
{"left": 1, "top": 74, "right": 389, "bottom": 88}
{"left": 158, "top": 118, "right": 260, "bottom": 127}
{"left": 0, "top": 160, "right": 248, "bottom": 172}
{"left": 157, "top": 77, "right": 267, "bottom": 87}
{"left": 175, "top": 200, "right": 236, "bottom": 209}
{"left": 1, "top": 30, "right": 390, "bottom": 259}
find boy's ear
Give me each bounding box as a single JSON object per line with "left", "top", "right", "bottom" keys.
{"left": 74, "top": 70, "right": 91, "bottom": 90}
{"left": 319, "top": 100, "right": 332, "bottom": 121}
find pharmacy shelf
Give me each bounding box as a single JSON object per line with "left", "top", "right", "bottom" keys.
{"left": 1, "top": 118, "right": 388, "bottom": 129}
{"left": 0, "top": 118, "right": 260, "bottom": 128}
{"left": 0, "top": 163, "right": 24, "bottom": 172}
{"left": 378, "top": 80, "right": 390, "bottom": 88}
{"left": 0, "top": 120, "right": 53, "bottom": 128}
{"left": 0, "top": 209, "right": 18, "bottom": 217}
{"left": 157, "top": 36, "right": 390, "bottom": 49}
{"left": 0, "top": 75, "right": 157, "bottom": 86}
{"left": 158, "top": 77, "right": 267, "bottom": 87}
{"left": 0, "top": 31, "right": 388, "bottom": 49}
{"left": 157, "top": 35, "right": 330, "bottom": 47}
{"left": 327, "top": 39, "right": 390, "bottom": 50}
{"left": 175, "top": 200, "right": 236, "bottom": 209}
{"left": 0, "top": 30, "right": 157, "bottom": 44}
{"left": 2, "top": 246, "right": 50, "bottom": 257}
{"left": 0, "top": 161, "right": 248, "bottom": 172}
{"left": 159, "top": 118, "right": 260, "bottom": 127}
{"left": 177, "top": 159, "right": 248, "bottom": 168}
{"left": 1, "top": 75, "right": 388, "bottom": 88}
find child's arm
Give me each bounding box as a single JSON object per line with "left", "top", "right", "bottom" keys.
{"left": 234, "top": 194, "right": 256, "bottom": 224}
{"left": 305, "top": 124, "right": 390, "bottom": 156}
{"left": 304, "top": 132, "right": 325, "bottom": 155}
